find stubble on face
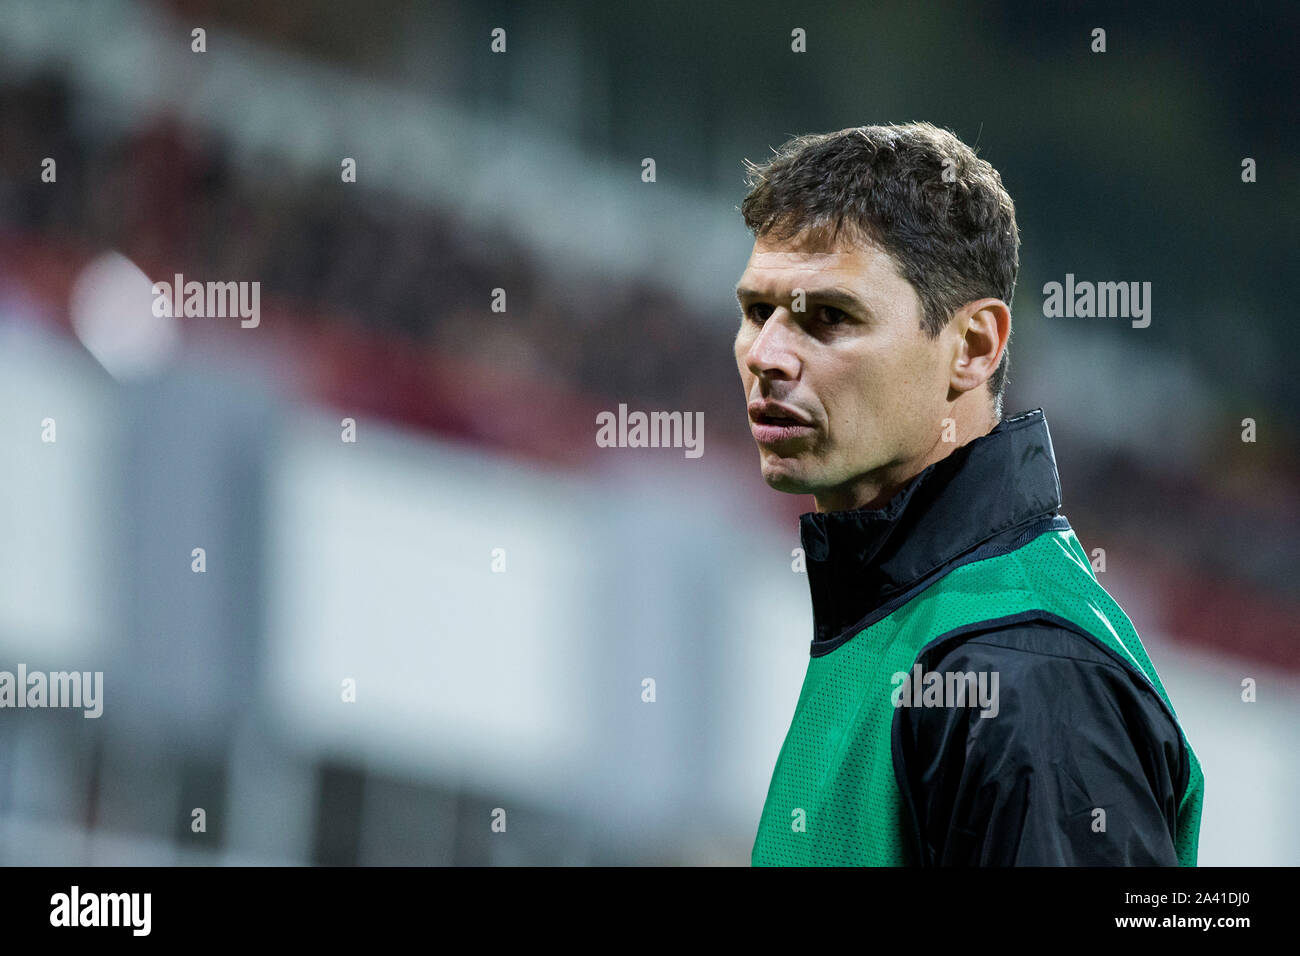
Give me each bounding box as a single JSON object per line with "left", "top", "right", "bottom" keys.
{"left": 734, "top": 227, "right": 958, "bottom": 512}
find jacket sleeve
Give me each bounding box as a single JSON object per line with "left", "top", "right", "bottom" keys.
{"left": 893, "top": 621, "right": 1188, "bottom": 866}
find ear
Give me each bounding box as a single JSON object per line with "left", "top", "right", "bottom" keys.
{"left": 950, "top": 298, "right": 1010, "bottom": 393}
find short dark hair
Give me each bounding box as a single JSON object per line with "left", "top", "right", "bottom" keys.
{"left": 739, "top": 122, "right": 1019, "bottom": 416}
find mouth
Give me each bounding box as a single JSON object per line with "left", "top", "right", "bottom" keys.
{"left": 749, "top": 410, "right": 815, "bottom": 445}
{"left": 747, "top": 400, "right": 815, "bottom": 444}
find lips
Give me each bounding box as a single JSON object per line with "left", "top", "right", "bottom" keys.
{"left": 748, "top": 400, "right": 815, "bottom": 444}
{"left": 747, "top": 401, "right": 813, "bottom": 427}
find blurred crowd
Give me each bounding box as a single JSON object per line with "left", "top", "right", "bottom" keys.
{"left": 0, "top": 74, "right": 743, "bottom": 445}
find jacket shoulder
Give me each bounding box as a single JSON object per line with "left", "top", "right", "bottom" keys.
{"left": 893, "top": 619, "right": 1189, "bottom": 865}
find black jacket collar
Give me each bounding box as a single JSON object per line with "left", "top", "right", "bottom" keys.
{"left": 800, "top": 408, "right": 1063, "bottom": 649}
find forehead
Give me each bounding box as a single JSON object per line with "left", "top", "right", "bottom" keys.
{"left": 736, "top": 226, "right": 905, "bottom": 294}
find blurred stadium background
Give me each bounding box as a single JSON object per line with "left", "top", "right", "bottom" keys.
{"left": 0, "top": 0, "right": 1296, "bottom": 865}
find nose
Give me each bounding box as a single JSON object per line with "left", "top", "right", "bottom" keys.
{"left": 744, "top": 309, "right": 800, "bottom": 382}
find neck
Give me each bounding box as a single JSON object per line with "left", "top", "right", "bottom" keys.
{"left": 798, "top": 407, "right": 1060, "bottom": 648}
{"left": 813, "top": 405, "right": 999, "bottom": 514}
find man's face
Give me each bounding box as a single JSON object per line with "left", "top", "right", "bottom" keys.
{"left": 733, "top": 226, "right": 957, "bottom": 510}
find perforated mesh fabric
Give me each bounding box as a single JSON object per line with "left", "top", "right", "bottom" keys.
{"left": 751, "top": 527, "right": 1204, "bottom": 866}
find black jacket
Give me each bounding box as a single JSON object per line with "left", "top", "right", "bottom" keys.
{"left": 799, "top": 409, "right": 1189, "bottom": 865}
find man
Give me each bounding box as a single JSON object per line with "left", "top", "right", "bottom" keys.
{"left": 735, "top": 123, "right": 1203, "bottom": 866}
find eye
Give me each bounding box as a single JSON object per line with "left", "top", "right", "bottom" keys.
{"left": 817, "top": 306, "right": 848, "bottom": 326}
{"left": 744, "top": 303, "right": 774, "bottom": 323}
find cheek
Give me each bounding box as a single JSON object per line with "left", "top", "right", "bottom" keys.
{"left": 814, "top": 369, "right": 866, "bottom": 438}
{"left": 732, "top": 332, "right": 750, "bottom": 371}
{"left": 734, "top": 349, "right": 751, "bottom": 384}
{"left": 820, "top": 350, "right": 906, "bottom": 432}
{"left": 888, "top": 337, "right": 939, "bottom": 391}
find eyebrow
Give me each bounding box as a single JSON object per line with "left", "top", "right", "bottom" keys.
{"left": 734, "top": 285, "right": 869, "bottom": 315}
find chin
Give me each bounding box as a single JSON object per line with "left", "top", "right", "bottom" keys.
{"left": 761, "top": 460, "right": 816, "bottom": 495}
